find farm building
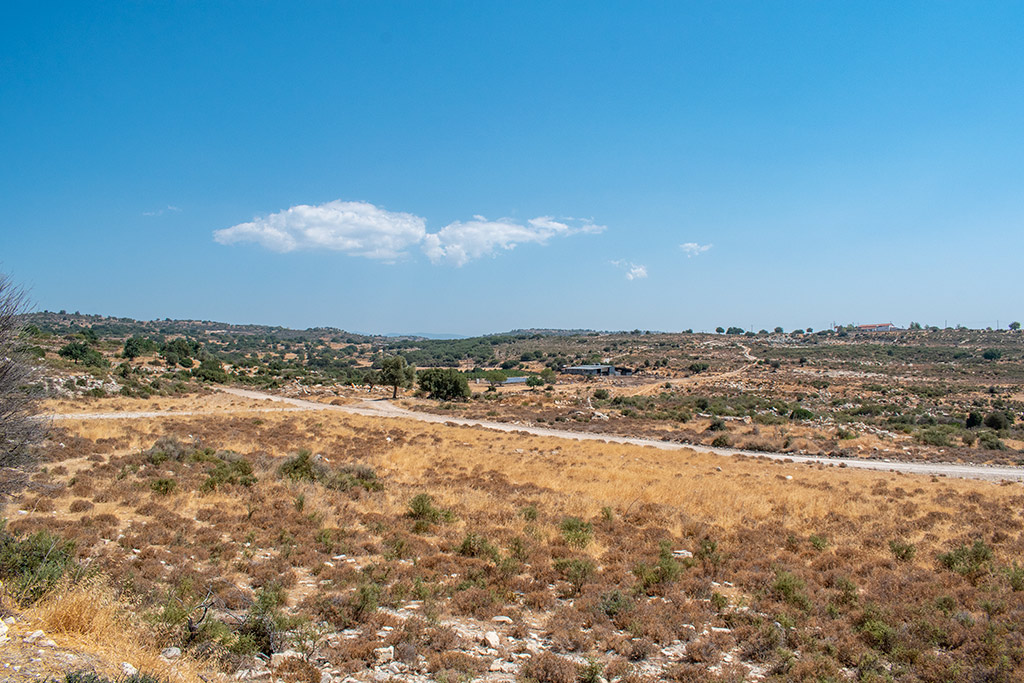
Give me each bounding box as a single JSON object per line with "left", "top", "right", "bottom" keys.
{"left": 562, "top": 364, "right": 634, "bottom": 377}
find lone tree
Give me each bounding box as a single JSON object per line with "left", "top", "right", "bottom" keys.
{"left": 380, "top": 356, "right": 415, "bottom": 399}
{"left": 484, "top": 369, "right": 508, "bottom": 389}
{"left": 0, "top": 274, "right": 42, "bottom": 471}
{"left": 417, "top": 368, "right": 470, "bottom": 401}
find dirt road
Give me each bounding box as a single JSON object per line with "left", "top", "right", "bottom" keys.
{"left": 214, "top": 388, "right": 1024, "bottom": 482}
{"left": 43, "top": 386, "right": 1023, "bottom": 482}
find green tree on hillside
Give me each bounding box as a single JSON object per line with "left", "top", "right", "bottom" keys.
{"left": 484, "top": 369, "right": 508, "bottom": 389}
{"left": 193, "top": 358, "right": 228, "bottom": 383}
{"left": 58, "top": 342, "right": 89, "bottom": 364}
{"left": 58, "top": 342, "right": 107, "bottom": 367}
{"left": 417, "top": 368, "right": 470, "bottom": 400}
{"left": 380, "top": 356, "right": 415, "bottom": 399}
{"left": 123, "top": 335, "right": 158, "bottom": 360}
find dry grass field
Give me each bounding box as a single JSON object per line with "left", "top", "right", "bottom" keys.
{"left": 4, "top": 392, "right": 1024, "bottom": 682}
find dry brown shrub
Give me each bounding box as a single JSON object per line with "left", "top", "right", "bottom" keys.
{"left": 546, "top": 606, "right": 593, "bottom": 652}
{"left": 627, "top": 636, "right": 656, "bottom": 661}
{"left": 787, "top": 655, "right": 840, "bottom": 681}
{"left": 25, "top": 496, "right": 56, "bottom": 512}
{"left": 735, "top": 623, "right": 782, "bottom": 662}
{"left": 427, "top": 650, "right": 487, "bottom": 674}
{"left": 664, "top": 662, "right": 707, "bottom": 682}
{"left": 450, "top": 586, "right": 498, "bottom": 619}
{"left": 273, "top": 656, "right": 321, "bottom": 683}
{"left": 68, "top": 498, "right": 94, "bottom": 513}
{"left": 683, "top": 636, "right": 720, "bottom": 664}
{"left": 520, "top": 651, "right": 579, "bottom": 683}
{"left": 246, "top": 559, "right": 297, "bottom": 588}
{"left": 386, "top": 616, "right": 448, "bottom": 655}
{"left": 329, "top": 636, "right": 381, "bottom": 664}
{"left": 602, "top": 657, "right": 637, "bottom": 681}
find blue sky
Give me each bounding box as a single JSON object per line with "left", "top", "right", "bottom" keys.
{"left": 3, "top": 2, "right": 1022, "bottom": 335}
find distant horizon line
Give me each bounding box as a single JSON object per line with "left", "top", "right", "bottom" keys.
{"left": 20, "top": 310, "right": 1023, "bottom": 338}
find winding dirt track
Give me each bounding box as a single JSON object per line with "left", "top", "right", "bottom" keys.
{"left": 47, "top": 386, "right": 1024, "bottom": 483}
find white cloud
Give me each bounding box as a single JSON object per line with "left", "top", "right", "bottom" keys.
{"left": 627, "top": 264, "right": 648, "bottom": 280}
{"left": 213, "top": 200, "right": 427, "bottom": 261}
{"left": 215, "top": 201, "right": 605, "bottom": 266}
{"left": 611, "top": 260, "right": 648, "bottom": 281}
{"left": 680, "top": 242, "right": 713, "bottom": 257}
{"left": 423, "top": 215, "right": 605, "bottom": 266}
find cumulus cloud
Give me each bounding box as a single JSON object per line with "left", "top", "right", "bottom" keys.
{"left": 680, "top": 242, "right": 713, "bottom": 257}
{"left": 213, "top": 200, "right": 427, "bottom": 261}
{"left": 423, "top": 215, "right": 604, "bottom": 266}
{"left": 215, "top": 201, "right": 605, "bottom": 266}
{"left": 611, "top": 260, "right": 648, "bottom": 281}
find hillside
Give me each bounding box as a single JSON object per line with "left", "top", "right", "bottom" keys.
{"left": 4, "top": 390, "right": 1024, "bottom": 682}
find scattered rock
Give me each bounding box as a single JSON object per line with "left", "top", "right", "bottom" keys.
{"left": 39, "top": 638, "right": 58, "bottom": 648}
{"left": 161, "top": 646, "right": 182, "bottom": 659}
{"left": 121, "top": 662, "right": 138, "bottom": 677}
{"left": 492, "top": 615, "right": 513, "bottom": 624}
{"left": 23, "top": 630, "right": 45, "bottom": 644}
{"left": 489, "top": 659, "right": 517, "bottom": 673}
{"left": 374, "top": 645, "right": 394, "bottom": 664}
{"left": 319, "top": 671, "right": 333, "bottom": 683}
{"left": 483, "top": 631, "right": 501, "bottom": 649}
{"left": 270, "top": 650, "right": 302, "bottom": 667}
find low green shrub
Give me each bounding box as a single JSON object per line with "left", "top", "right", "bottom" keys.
{"left": 408, "top": 494, "right": 454, "bottom": 527}
{"left": 150, "top": 478, "right": 177, "bottom": 495}
{"left": 553, "top": 557, "right": 595, "bottom": 595}
{"left": 202, "top": 456, "right": 257, "bottom": 491}
{"left": 0, "top": 525, "right": 84, "bottom": 605}
{"left": 889, "top": 540, "right": 916, "bottom": 563}
{"left": 773, "top": 570, "right": 811, "bottom": 611}
{"left": 559, "top": 517, "right": 593, "bottom": 549}
{"left": 456, "top": 532, "right": 500, "bottom": 561}
{"left": 939, "top": 539, "right": 992, "bottom": 577}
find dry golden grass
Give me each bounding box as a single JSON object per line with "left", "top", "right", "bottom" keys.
{"left": 32, "top": 399, "right": 1019, "bottom": 567}
{"left": 48, "top": 406, "right": 1012, "bottom": 518}
{"left": 41, "top": 391, "right": 277, "bottom": 416}
{"left": 21, "top": 578, "right": 207, "bottom": 682}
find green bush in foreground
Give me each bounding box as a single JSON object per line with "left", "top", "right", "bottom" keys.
{"left": 0, "top": 525, "right": 84, "bottom": 605}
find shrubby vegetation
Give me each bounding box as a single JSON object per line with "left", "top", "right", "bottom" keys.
{"left": 416, "top": 367, "right": 470, "bottom": 400}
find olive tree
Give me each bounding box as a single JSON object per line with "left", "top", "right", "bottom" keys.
{"left": 417, "top": 368, "right": 470, "bottom": 401}
{"left": 1, "top": 274, "right": 42, "bottom": 471}
{"left": 380, "top": 356, "right": 415, "bottom": 399}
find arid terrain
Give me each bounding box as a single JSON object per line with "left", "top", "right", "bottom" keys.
{"left": 2, "top": 315, "right": 1023, "bottom": 682}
